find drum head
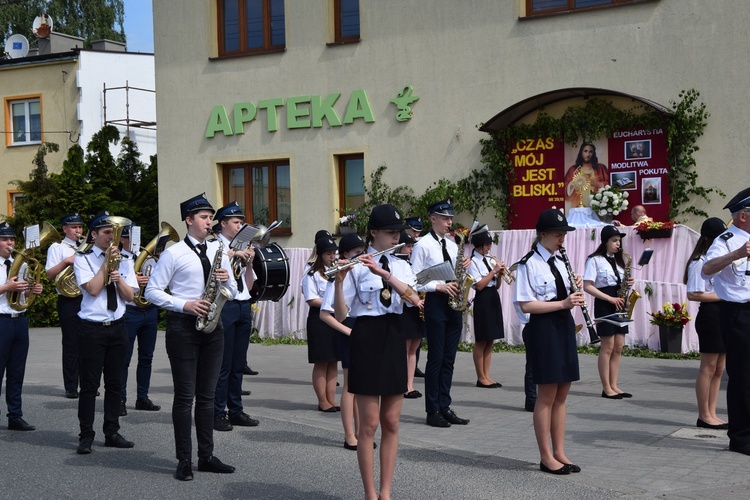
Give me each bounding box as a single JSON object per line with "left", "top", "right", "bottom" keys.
{"left": 250, "top": 242, "right": 290, "bottom": 302}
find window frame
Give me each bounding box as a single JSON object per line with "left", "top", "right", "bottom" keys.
{"left": 333, "top": 0, "right": 360, "bottom": 44}
{"left": 524, "top": 0, "right": 655, "bottom": 18}
{"left": 7, "top": 190, "right": 23, "bottom": 216}
{"left": 217, "top": 0, "right": 286, "bottom": 58}
{"left": 5, "top": 95, "right": 43, "bottom": 147}
{"left": 336, "top": 153, "right": 365, "bottom": 215}
{"left": 221, "top": 159, "right": 292, "bottom": 236}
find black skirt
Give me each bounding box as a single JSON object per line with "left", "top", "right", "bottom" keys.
{"left": 524, "top": 309, "right": 580, "bottom": 385}
{"left": 306, "top": 307, "right": 341, "bottom": 363}
{"left": 339, "top": 317, "right": 355, "bottom": 369}
{"left": 349, "top": 314, "right": 407, "bottom": 396}
{"left": 400, "top": 305, "right": 425, "bottom": 340}
{"left": 695, "top": 301, "right": 725, "bottom": 353}
{"left": 472, "top": 286, "right": 504, "bottom": 342}
{"left": 593, "top": 285, "right": 628, "bottom": 337}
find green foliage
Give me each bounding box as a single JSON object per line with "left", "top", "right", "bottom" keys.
{"left": 455, "top": 340, "right": 699, "bottom": 359}
{"left": 8, "top": 142, "right": 60, "bottom": 227}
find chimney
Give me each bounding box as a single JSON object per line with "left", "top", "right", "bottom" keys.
{"left": 38, "top": 31, "right": 84, "bottom": 55}
{"left": 90, "top": 39, "right": 126, "bottom": 52}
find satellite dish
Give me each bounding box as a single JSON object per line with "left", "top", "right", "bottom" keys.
{"left": 32, "top": 13, "right": 53, "bottom": 39}
{"left": 5, "top": 34, "right": 30, "bottom": 59}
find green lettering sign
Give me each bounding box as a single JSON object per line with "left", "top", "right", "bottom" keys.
{"left": 286, "top": 96, "right": 311, "bottom": 129}
{"left": 205, "top": 105, "right": 233, "bottom": 138}
{"left": 311, "top": 93, "right": 343, "bottom": 127}
{"left": 233, "top": 102, "right": 257, "bottom": 134}
{"left": 258, "top": 98, "right": 285, "bottom": 132}
{"left": 343, "top": 89, "right": 375, "bottom": 124}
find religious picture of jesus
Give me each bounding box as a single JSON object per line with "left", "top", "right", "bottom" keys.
{"left": 564, "top": 141, "right": 610, "bottom": 212}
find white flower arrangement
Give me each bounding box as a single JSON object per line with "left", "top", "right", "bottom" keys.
{"left": 338, "top": 214, "right": 357, "bottom": 227}
{"left": 589, "top": 185, "right": 629, "bottom": 216}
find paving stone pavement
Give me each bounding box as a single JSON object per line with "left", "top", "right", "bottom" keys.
{"left": 1, "top": 328, "right": 749, "bottom": 499}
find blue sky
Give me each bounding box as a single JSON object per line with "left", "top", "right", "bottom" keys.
{"left": 123, "top": 0, "right": 154, "bottom": 53}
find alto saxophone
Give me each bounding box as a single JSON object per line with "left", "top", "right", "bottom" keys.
{"left": 195, "top": 237, "right": 233, "bottom": 333}
{"left": 617, "top": 251, "right": 641, "bottom": 319}
{"left": 448, "top": 229, "right": 475, "bottom": 312}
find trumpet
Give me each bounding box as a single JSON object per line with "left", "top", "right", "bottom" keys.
{"left": 486, "top": 256, "right": 516, "bottom": 285}
{"left": 323, "top": 243, "right": 405, "bottom": 278}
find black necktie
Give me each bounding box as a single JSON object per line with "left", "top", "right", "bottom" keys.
{"left": 236, "top": 273, "right": 244, "bottom": 293}
{"left": 483, "top": 257, "right": 496, "bottom": 283}
{"left": 196, "top": 243, "right": 211, "bottom": 285}
{"left": 4, "top": 259, "right": 10, "bottom": 279}
{"left": 379, "top": 255, "right": 392, "bottom": 308}
{"left": 106, "top": 282, "right": 117, "bottom": 311}
{"left": 441, "top": 238, "right": 451, "bottom": 263}
{"left": 606, "top": 256, "right": 621, "bottom": 284}
{"left": 548, "top": 256, "right": 568, "bottom": 300}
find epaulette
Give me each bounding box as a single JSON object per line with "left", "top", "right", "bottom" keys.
{"left": 517, "top": 251, "right": 535, "bottom": 266}
{"left": 80, "top": 248, "right": 94, "bottom": 255}
{"left": 720, "top": 232, "right": 733, "bottom": 241}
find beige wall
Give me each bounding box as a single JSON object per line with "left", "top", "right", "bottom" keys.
{"left": 0, "top": 58, "right": 79, "bottom": 217}
{"left": 153, "top": 0, "right": 748, "bottom": 246}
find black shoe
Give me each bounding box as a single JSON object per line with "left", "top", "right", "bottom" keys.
{"left": 414, "top": 367, "right": 425, "bottom": 378}
{"left": 65, "top": 390, "right": 79, "bottom": 399}
{"left": 175, "top": 459, "right": 193, "bottom": 481}
{"left": 243, "top": 365, "right": 259, "bottom": 376}
{"left": 198, "top": 455, "right": 235, "bottom": 474}
{"left": 77, "top": 437, "right": 93, "bottom": 455}
{"left": 561, "top": 463, "right": 581, "bottom": 473}
{"left": 492, "top": 382, "right": 503, "bottom": 388}
{"left": 105, "top": 433, "right": 134, "bottom": 449}
{"left": 241, "top": 389, "right": 251, "bottom": 396}
{"left": 119, "top": 400, "right": 128, "bottom": 416}
{"left": 317, "top": 405, "right": 337, "bottom": 413}
{"left": 426, "top": 412, "right": 451, "bottom": 428}
{"left": 729, "top": 442, "right": 750, "bottom": 456}
{"left": 601, "top": 391, "right": 623, "bottom": 399}
{"left": 697, "top": 418, "right": 729, "bottom": 430}
{"left": 135, "top": 398, "right": 161, "bottom": 411}
{"left": 404, "top": 390, "right": 422, "bottom": 399}
{"left": 344, "top": 441, "right": 377, "bottom": 451}
{"left": 229, "top": 412, "right": 259, "bottom": 427}
{"left": 8, "top": 418, "right": 35, "bottom": 431}
{"left": 441, "top": 408, "right": 469, "bottom": 425}
{"left": 617, "top": 392, "right": 633, "bottom": 398}
{"left": 476, "top": 381, "right": 500, "bottom": 389}
{"left": 540, "top": 462, "right": 570, "bottom": 475}
{"left": 214, "top": 414, "right": 233, "bottom": 431}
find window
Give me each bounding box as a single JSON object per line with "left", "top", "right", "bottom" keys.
{"left": 223, "top": 160, "right": 291, "bottom": 234}
{"left": 7, "top": 191, "right": 23, "bottom": 216}
{"left": 337, "top": 154, "right": 365, "bottom": 212}
{"left": 334, "top": 0, "right": 360, "bottom": 43}
{"left": 218, "top": 0, "right": 285, "bottom": 56}
{"left": 6, "top": 97, "right": 41, "bottom": 146}
{"left": 525, "top": 0, "right": 653, "bottom": 17}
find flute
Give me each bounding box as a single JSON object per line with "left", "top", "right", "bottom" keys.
{"left": 324, "top": 243, "right": 405, "bottom": 278}
{"left": 558, "top": 246, "right": 601, "bottom": 345}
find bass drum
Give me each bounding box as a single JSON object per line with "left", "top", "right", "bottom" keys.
{"left": 250, "top": 242, "right": 290, "bottom": 302}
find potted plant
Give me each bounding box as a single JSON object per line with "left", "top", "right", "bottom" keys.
{"left": 338, "top": 213, "right": 358, "bottom": 234}
{"left": 649, "top": 301, "right": 691, "bottom": 353}
{"left": 589, "top": 185, "right": 629, "bottom": 223}
{"left": 634, "top": 220, "right": 676, "bottom": 240}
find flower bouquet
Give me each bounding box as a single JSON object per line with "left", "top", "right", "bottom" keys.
{"left": 634, "top": 220, "right": 675, "bottom": 240}
{"left": 649, "top": 302, "right": 691, "bottom": 328}
{"left": 590, "top": 185, "right": 629, "bottom": 222}
{"left": 338, "top": 213, "right": 358, "bottom": 234}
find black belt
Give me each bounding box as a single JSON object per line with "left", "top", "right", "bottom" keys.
{"left": 724, "top": 301, "right": 750, "bottom": 310}
{"left": 0, "top": 312, "right": 25, "bottom": 318}
{"left": 126, "top": 305, "right": 156, "bottom": 313}
{"left": 80, "top": 317, "right": 125, "bottom": 327}
{"left": 235, "top": 299, "right": 252, "bottom": 304}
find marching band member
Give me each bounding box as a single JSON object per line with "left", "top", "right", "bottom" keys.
{"left": 212, "top": 202, "right": 259, "bottom": 431}
{"left": 403, "top": 217, "right": 426, "bottom": 378}
{"left": 411, "top": 199, "right": 471, "bottom": 428}
{"left": 329, "top": 204, "right": 420, "bottom": 500}
{"left": 703, "top": 187, "right": 750, "bottom": 455}
{"left": 468, "top": 225, "right": 505, "bottom": 389}
{"left": 74, "top": 212, "right": 138, "bottom": 455}
{"left": 0, "top": 222, "right": 43, "bottom": 431}
{"left": 583, "top": 225, "right": 634, "bottom": 399}
{"left": 302, "top": 232, "right": 341, "bottom": 412}
{"left": 397, "top": 231, "right": 425, "bottom": 399}
{"left": 513, "top": 209, "right": 581, "bottom": 475}
{"left": 118, "top": 225, "right": 161, "bottom": 416}
{"left": 685, "top": 217, "right": 728, "bottom": 429}
{"left": 45, "top": 213, "right": 84, "bottom": 399}
{"left": 144, "top": 193, "right": 238, "bottom": 480}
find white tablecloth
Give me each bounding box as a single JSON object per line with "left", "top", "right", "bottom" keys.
{"left": 253, "top": 225, "right": 701, "bottom": 353}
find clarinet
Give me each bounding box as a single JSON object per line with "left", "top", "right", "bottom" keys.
{"left": 558, "top": 246, "right": 601, "bottom": 345}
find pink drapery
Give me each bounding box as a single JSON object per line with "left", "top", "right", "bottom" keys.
{"left": 253, "top": 225, "right": 701, "bottom": 353}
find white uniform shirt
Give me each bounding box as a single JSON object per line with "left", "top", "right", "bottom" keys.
{"left": 144, "top": 236, "right": 238, "bottom": 313}
{"left": 513, "top": 246, "right": 572, "bottom": 324}
{"left": 468, "top": 252, "right": 497, "bottom": 289}
{"left": 411, "top": 231, "right": 458, "bottom": 293}
{"left": 302, "top": 266, "right": 330, "bottom": 303}
{"left": 704, "top": 226, "right": 750, "bottom": 302}
{"left": 218, "top": 233, "right": 256, "bottom": 302}
{"left": 687, "top": 256, "right": 715, "bottom": 294}
{"left": 0, "top": 256, "right": 29, "bottom": 314}
{"left": 583, "top": 254, "right": 624, "bottom": 288}
{"left": 74, "top": 246, "right": 139, "bottom": 322}
{"left": 322, "top": 246, "right": 417, "bottom": 318}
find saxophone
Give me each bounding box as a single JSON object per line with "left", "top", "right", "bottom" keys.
{"left": 448, "top": 229, "right": 475, "bottom": 312}
{"left": 617, "top": 251, "right": 641, "bottom": 319}
{"left": 195, "top": 237, "right": 233, "bottom": 333}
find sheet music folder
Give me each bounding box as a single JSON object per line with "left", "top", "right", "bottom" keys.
{"left": 416, "top": 261, "right": 457, "bottom": 285}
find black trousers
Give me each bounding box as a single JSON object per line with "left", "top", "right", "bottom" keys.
{"left": 0, "top": 315, "right": 29, "bottom": 419}
{"left": 423, "top": 292, "right": 463, "bottom": 414}
{"left": 721, "top": 301, "right": 750, "bottom": 447}
{"left": 214, "top": 300, "right": 252, "bottom": 417}
{"left": 165, "top": 312, "right": 224, "bottom": 461}
{"left": 77, "top": 319, "right": 128, "bottom": 440}
{"left": 58, "top": 295, "right": 82, "bottom": 393}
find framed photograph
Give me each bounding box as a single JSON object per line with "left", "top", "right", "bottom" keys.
{"left": 624, "top": 140, "right": 652, "bottom": 160}
{"left": 610, "top": 171, "right": 636, "bottom": 190}
{"left": 642, "top": 177, "right": 661, "bottom": 205}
